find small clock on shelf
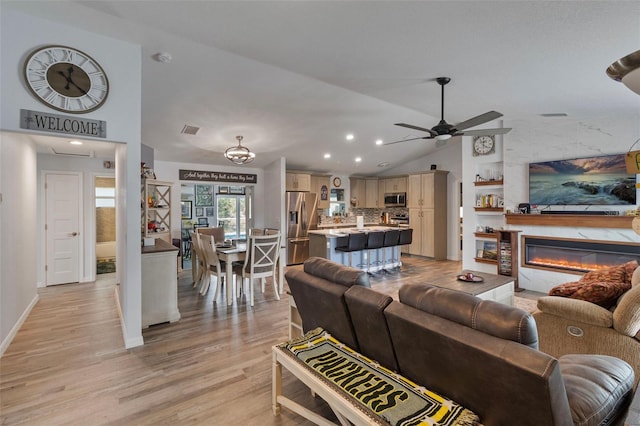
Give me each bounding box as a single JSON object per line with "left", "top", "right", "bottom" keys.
{"left": 472, "top": 135, "right": 496, "bottom": 156}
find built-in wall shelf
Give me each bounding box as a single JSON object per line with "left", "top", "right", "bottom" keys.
{"left": 505, "top": 214, "right": 633, "bottom": 229}
{"left": 475, "top": 207, "right": 503, "bottom": 212}
{"left": 474, "top": 257, "right": 497, "bottom": 265}
{"left": 474, "top": 232, "right": 497, "bottom": 239}
{"left": 474, "top": 180, "right": 503, "bottom": 186}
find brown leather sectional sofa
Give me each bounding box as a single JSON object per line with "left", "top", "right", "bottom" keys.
{"left": 285, "top": 257, "right": 636, "bottom": 426}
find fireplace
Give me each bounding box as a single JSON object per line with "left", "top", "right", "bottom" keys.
{"left": 522, "top": 236, "right": 640, "bottom": 274}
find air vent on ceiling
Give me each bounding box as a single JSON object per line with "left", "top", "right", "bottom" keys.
{"left": 181, "top": 125, "right": 200, "bottom": 135}
{"left": 50, "top": 147, "right": 95, "bottom": 157}
{"left": 539, "top": 113, "right": 568, "bottom": 117}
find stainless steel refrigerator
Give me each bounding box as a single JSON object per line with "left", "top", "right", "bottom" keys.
{"left": 286, "top": 191, "right": 318, "bottom": 265}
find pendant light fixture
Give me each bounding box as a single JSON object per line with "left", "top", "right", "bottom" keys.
{"left": 224, "top": 135, "right": 255, "bottom": 164}
{"left": 607, "top": 49, "right": 640, "bottom": 95}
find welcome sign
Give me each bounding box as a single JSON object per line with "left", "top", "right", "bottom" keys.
{"left": 179, "top": 169, "right": 257, "bottom": 184}
{"left": 20, "top": 109, "right": 106, "bottom": 138}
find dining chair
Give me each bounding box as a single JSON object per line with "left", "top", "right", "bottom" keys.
{"left": 190, "top": 231, "right": 206, "bottom": 290}
{"left": 198, "top": 233, "right": 226, "bottom": 299}
{"left": 233, "top": 233, "right": 280, "bottom": 306}
{"left": 250, "top": 228, "right": 265, "bottom": 236}
{"left": 197, "top": 226, "right": 226, "bottom": 244}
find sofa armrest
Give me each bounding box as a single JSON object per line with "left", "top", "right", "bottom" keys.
{"left": 537, "top": 296, "right": 613, "bottom": 328}
{"left": 612, "top": 285, "right": 640, "bottom": 337}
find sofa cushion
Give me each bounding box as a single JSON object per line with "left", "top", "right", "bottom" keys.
{"left": 278, "top": 327, "right": 481, "bottom": 426}
{"left": 536, "top": 296, "right": 614, "bottom": 327}
{"left": 303, "top": 256, "right": 370, "bottom": 288}
{"left": 613, "top": 285, "right": 640, "bottom": 336}
{"left": 549, "top": 262, "right": 636, "bottom": 309}
{"left": 559, "top": 354, "right": 634, "bottom": 426}
{"left": 344, "top": 285, "right": 398, "bottom": 372}
{"left": 399, "top": 283, "right": 539, "bottom": 348}
{"left": 286, "top": 258, "right": 369, "bottom": 350}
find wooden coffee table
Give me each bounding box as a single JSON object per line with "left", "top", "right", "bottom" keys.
{"left": 425, "top": 270, "right": 515, "bottom": 306}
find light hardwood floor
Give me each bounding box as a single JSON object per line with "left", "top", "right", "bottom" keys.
{"left": 0, "top": 256, "right": 540, "bottom": 425}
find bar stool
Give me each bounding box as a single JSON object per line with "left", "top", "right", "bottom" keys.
{"left": 398, "top": 228, "right": 413, "bottom": 269}
{"left": 335, "top": 232, "right": 367, "bottom": 268}
{"left": 363, "top": 231, "right": 385, "bottom": 274}
{"left": 382, "top": 229, "right": 400, "bottom": 272}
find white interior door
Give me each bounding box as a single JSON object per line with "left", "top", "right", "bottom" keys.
{"left": 46, "top": 172, "right": 81, "bottom": 285}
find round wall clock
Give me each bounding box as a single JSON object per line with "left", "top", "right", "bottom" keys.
{"left": 333, "top": 177, "right": 342, "bottom": 187}
{"left": 23, "top": 45, "right": 109, "bottom": 114}
{"left": 472, "top": 135, "right": 496, "bottom": 156}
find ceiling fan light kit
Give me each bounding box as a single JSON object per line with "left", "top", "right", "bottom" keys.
{"left": 607, "top": 49, "right": 640, "bottom": 95}
{"left": 224, "top": 135, "right": 255, "bottom": 164}
{"left": 386, "top": 77, "right": 511, "bottom": 145}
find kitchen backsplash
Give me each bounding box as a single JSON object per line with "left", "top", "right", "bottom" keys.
{"left": 319, "top": 207, "right": 408, "bottom": 225}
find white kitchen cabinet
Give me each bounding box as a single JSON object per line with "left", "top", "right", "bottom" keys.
{"left": 141, "top": 239, "right": 181, "bottom": 328}
{"left": 311, "top": 175, "right": 331, "bottom": 208}
{"left": 286, "top": 173, "right": 311, "bottom": 191}
{"left": 364, "top": 179, "right": 379, "bottom": 208}
{"left": 407, "top": 171, "right": 448, "bottom": 259}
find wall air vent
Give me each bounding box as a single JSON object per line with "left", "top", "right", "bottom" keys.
{"left": 50, "top": 147, "right": 95, "bottom": 157}
{"left": 539, "top": 113, "right": 568, "bottom": 117}
{"left": 181, "top": 125, "right": 200, "bottom": 135}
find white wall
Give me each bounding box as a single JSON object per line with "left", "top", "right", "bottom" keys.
{"left": 36, "top": 153, "right": 116, "bottom": 285}
{"left": 264, "top": 158, "right": 286, "bottom": 230}
{"left": 153, "top": 160, "right": 267, "bottom": 239}
{"left": 462, "top": 116, "right": 640, "bottom": 292}
{"left": 381, "top": 141, "right": 463, "bottom": 260}
{"left": 0, "top": 135, "right": 39, "bottom": 354}
{"left": 1, "top": 9, "right": 143, "bottom": 348}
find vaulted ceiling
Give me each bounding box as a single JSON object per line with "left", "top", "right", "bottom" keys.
{"left": 5, "top": 1, "right": 640, "bottom": 175}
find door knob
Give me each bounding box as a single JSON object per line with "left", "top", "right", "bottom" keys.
{"left": 71, "top": 232, "right": 78, "bottom": 236}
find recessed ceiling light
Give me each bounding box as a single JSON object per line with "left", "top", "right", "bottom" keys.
{"left": 355, "top": 157, "right": 362, "bottom": 162}
{"left": 375, "top": 139, "right": 383, "bottom": 145}
{"left": 324, "top": 153, "right": 331, "bottom": 159}
{"left": 346, "top": 134, "right": 355, "bottom": 141}
{"left": 69, "top": 140, "right": 83, "bottom": 145}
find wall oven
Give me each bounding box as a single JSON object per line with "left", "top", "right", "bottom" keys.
{"left": 384, "top": 192, "right": 406, "bottom": 207}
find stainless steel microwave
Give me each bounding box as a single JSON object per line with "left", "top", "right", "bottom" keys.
{"left": 384, "top": 192, "right": 406, "bottom": 207}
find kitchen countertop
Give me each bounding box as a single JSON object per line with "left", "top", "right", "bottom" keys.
{"left": 309, "top": 226, "right": 408, "bottom": 238}
{"left": 317, "top": 222, "right": 403, "bottom": 228}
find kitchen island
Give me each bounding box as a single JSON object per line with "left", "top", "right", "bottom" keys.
{"left": 308, "top": 226, "right": 408, "bottom": 272}
{"left": 141, "top": 239, "right": 181, "bottom": 328}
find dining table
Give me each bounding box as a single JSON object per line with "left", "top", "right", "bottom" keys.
{"left": 192, "top": 241, "right": 284, "bottom": 306}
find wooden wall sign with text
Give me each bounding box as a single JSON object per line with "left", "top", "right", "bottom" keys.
{"left": 179, "top": 169, "right": 257, "bottom": 184}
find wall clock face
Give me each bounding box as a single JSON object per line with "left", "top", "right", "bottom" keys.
{"left": 23, "top": 45, "right": 109, "bottom": 114}
{"left": 472, "top": 135, "right": 496, "bottom": 156}
{"left": 333, "top": 177, "right": 342, "bottom": 187}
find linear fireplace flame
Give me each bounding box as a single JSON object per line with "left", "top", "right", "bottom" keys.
{"left": 522, "top": 236, "right": 640, "bottom": 274}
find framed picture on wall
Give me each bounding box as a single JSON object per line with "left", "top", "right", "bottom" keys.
{"left": 195, "top": 207, "right": 204, "bottom": 217}
{"left": 195, "top": 184, "right": 213, "bottom": 206}
{"left": 205, "top": 207, "right": 214, "bottom": 216}
{"left": 181, "top": 201, "right": 192, "bottom": 219}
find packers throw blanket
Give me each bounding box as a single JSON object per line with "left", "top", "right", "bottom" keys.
{"left": 278, "top": 328, "right": 480, "bottom": 426}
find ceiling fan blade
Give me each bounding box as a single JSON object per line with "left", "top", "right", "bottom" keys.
{"left": 394, "top": 123, "right": 437, "bottom": 137}
{"left": 453, "top": 111, "right": 503, "bottom": 131}
{"left": 461, "top": 127, "right": 512, "bottom": 136}
{"left": 384, "top": 136, "right": 432, "bottom": 145}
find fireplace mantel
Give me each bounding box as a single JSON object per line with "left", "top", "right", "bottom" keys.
{"left": 505, "top": 214, "right": 633, "bottom": 229}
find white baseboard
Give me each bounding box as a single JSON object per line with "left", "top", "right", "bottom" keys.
{"left": 0, "top": 294, "right": 39, "bottom": 356}
{"left": 113, "top": 286, "right": 144, "bottom": 349}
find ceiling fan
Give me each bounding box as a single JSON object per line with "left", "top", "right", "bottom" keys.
{"left": 385, "top": 77, "right": 511, "bottom": 145}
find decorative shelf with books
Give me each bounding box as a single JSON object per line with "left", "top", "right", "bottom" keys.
{"left": 473, "top": 229, "right": 522, "bottom": 290}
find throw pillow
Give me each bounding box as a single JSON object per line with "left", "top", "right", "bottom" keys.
{"left": 548, "top": 262, "right": 635, "bottom": 309}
